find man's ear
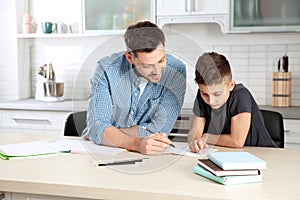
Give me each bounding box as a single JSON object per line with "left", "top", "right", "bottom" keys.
{"left": 124, "top": 51, "right": 134, "bottom": 64}
{"left": 229, "top": 80, "right": 236, "bottom": 91}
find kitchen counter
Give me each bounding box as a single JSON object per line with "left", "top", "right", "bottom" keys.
{"left": 0, "top": 98, "right": 87, "bottom": 112}
{"left": 259, "top": 105, "right": 300, "bottom": 119}
{"left": 0, "top": 98, "right": 300, "bottom": 119}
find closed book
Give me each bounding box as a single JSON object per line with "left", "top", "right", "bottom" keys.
{"left": 198, "top": 159, "right": 260, "bottom": 176}
{"left": 193, "top": 165, "right": 263, "bottom": 185}
{"left": 207, "top": 152, "right": 267, "bottom": 170}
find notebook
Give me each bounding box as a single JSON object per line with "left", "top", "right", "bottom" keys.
{"left": 0, "top": 140, "right": 60, "bottom": 160}
{"left": 193, "top": 165, "right": 263, "bottom": 185}
{"left": 198, "top": 159, "right": 260, "bottom": 176}
{"left": 207, "top": 152, "right": 267, "bottom": 170}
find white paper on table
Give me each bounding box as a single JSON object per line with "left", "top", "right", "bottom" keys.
{"left": 49, "top": 139, "right": 126, "bottom": 155}
{"left": 164, "top": 143, "right": 216, "bottom": 157}
{"left": 0, "top": 140, "right": 56, "bottom": 157}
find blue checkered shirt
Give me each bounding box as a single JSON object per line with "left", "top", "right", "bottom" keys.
{"left": 86, "top": 52, "right": 186, "bottom": 144}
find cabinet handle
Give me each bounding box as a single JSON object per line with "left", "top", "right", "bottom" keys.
{"left": 185, "top": 0, "right": 192, "bottom": 12}
{"left": 12, "top": 117, "right": 50, "bottom": 122}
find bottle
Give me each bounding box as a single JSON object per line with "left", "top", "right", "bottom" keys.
{"left": 22, "top": 13, "right": 34, "bottom": 33}
{"left": 282, "top": 54, "right": 289, "bottom": 72}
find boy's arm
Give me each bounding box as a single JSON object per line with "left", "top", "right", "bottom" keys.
{"left": 205, "top": 112, "right": 251, "bottom": 148}
{"left": 188, "top": 115, "right": 207, "bottom": 152}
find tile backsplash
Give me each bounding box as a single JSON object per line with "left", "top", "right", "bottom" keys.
{"left": 28, "top": 36, "right": 300, "bottom": 108}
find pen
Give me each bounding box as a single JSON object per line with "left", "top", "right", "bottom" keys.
{"left": 169, "top": 143, "right": 176, "bottom": 148}
{"left": 148, "top": 130, "right": 176, "bottom": 148}
{"left": 97, "top": 158, "right": 149, "bottom": 166}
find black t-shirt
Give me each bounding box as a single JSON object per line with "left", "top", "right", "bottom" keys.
{"left": 193, "top": 84, "right": 277, "bottom": 147}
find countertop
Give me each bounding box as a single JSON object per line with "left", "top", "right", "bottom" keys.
{"left": 0, "top": 98, "right": 87, "bottom": 112}
{"left": 0, "top": 98, "right": 299, "bottom": 119}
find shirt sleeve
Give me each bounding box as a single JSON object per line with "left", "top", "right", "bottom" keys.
{"left": 86, "top": 60, "right": 114, "bottom": 144}
{"left": 229, "top": 87, "right": 253, "bottom": 117}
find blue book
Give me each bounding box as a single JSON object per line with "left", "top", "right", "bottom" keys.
{"left": 207, "top": 152, "right": 267, "bottom": 170}
{"left": 193, "top": 165, "right": 263, "bottom": 185}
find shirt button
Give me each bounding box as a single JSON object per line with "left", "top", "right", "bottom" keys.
{"left": 130, "top": 111, "right": 134, "bottom": 115}
{"left": 134, "top": 93, "right": 137, "bottom": 96}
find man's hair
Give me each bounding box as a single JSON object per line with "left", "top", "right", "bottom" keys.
{"left": 124, "top": 21, "right": 165, "bottom": 57}
{"left": 195, "top": 52, "right": 232, "bottom": 85}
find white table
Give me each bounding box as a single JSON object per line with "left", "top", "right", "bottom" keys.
{"left": 0, "top": 132, "right": 300, "bottom": 200}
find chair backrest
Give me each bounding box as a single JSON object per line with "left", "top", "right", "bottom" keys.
{"left": 260, "top": 109, "right": 284, "bottom": 148}
{"left": 64, "top": 111, "right": 87, "bottom": 137}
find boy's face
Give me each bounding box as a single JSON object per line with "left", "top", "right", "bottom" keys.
{"left": 125, "top": 43, "right": 166, "bottom": 83}
{"left": 198, "top": 79, "right": 235, "bottom": 109}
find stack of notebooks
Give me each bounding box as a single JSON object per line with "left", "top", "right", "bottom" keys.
{"left": 193, "top": 152, "right": 267, "bottom": 185}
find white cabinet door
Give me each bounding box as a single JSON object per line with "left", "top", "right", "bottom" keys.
{"left": 0, "top": 110, "right": 71, "bottom": 134}
{"left": 192, "top": 0, "right": 229, "bottom": 14}
{"left": 156, "top": 0, "right": 229, "bottom": 16}
{"left": 156, "top": 0, "right": 189, "bottom": 16}
{"left": 284, "top": 119, "right": 300, "bottom": 149}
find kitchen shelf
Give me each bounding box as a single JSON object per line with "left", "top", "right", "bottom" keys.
{"left": 16, "top": 31, "right": 125, "bottom": 38}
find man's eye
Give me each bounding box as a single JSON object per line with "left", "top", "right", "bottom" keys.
{"left": 159, "top": 59, "right": 165, "bottom": 63}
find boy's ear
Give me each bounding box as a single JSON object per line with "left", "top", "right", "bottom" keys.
{"left": 229, "top": 80, "right": 236, "bottom": 91}
{"left": 124, "top": 51, "right": 134, "bottom": 64}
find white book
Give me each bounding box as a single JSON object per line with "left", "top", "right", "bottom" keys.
{"left": 207, "top": 152, "right": 267, "bottom": 170}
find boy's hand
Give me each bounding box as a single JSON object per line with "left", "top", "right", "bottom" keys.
{"left": 189, "top": 138, "right": 208, "bottom": 153}
{"left": 138, "top": 133, "right": 172, "bottom": 155}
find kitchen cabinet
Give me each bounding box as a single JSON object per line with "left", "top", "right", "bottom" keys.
{"left": 230, "top": 0, "right": 300, "bottom": 33}
{"left": 82, "top": 0, "right": 155, "bottom": 33}
{"left": 0, "top": 110, "right": 71, "bottom": 135}
{"left": 156, "top": 0, "right": 230, "bottom": 33}
{"left": 16, "top": 0, "right": 155, "bottom": 37}
{"left": 284, "top": 119, "right": 300, "bottom": 149}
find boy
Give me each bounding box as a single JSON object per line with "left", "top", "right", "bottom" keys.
{"left": 188, "top": 52, "right": 276, "bottom": 153}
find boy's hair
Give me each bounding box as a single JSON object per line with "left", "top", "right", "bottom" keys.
{"left": 124, "top": 21, "right": 165, "bottom": 57}
{"left": 195, "top": 52, "right": 232, "bottom": 85}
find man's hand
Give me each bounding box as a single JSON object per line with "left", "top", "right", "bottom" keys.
{"left": 138, "top": 133, "right": 172, "bottom": 155}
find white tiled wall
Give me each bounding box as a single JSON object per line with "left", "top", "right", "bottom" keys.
{"left": 1, "top": 2, "right": 300, "bottom": 107}
{"left": 25, "top": 31, "right": 300, "bottom": 108}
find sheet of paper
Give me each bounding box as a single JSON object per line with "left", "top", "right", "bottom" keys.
{"left": 0, "top": 140, "right": 56, "bottom": 157}
{"left": 49, "top": 139, "right": 126, "bottom": 155}
{"left": 164, "top": 143, "right": 216, "bottom": 157}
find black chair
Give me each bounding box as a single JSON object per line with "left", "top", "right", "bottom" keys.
{"left": 64, "top": 111, "right": 87, "bottom": 137}
{"left": 260, "top": 109, "right": 285, "bottom": 148}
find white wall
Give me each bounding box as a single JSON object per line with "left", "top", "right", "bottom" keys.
{"left": 0, "top": 0, "right": 20, "bottom": 101}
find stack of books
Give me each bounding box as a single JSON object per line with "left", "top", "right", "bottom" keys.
{"left": 193, "top": 152, "right": 267, "bottom": 185}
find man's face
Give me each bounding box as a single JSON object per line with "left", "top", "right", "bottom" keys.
{"left": 198, "top": 79, "right": 235, "bottom": 109}
{"left": 125, "top": 44, "right": 166, "bottom": 83}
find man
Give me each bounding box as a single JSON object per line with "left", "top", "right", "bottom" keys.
{"left": 188, "top": 52, "right": 276, "bottom": 153}
{"left": 85, "top": 21, "right": 186, "bottom": 155}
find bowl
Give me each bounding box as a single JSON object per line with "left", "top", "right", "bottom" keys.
{"left": 43, "top": 82, "right": 64, "bottom": 97}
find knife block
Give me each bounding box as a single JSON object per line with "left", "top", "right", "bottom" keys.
{"left": 272, "top": 72, "right": 291, "bottom": 107}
